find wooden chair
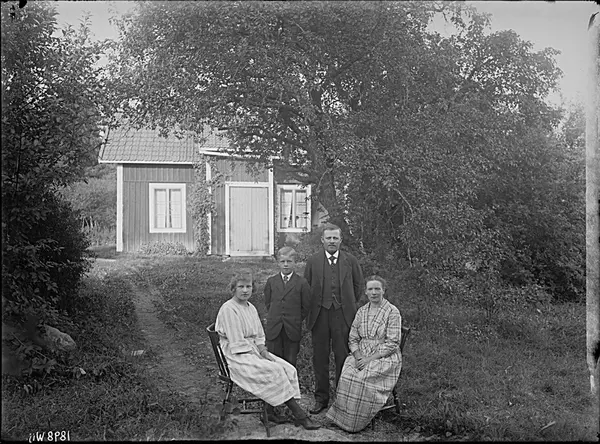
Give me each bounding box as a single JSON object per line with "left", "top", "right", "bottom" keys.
{"left": 206, "top": 323, "right": 271, "bottom": 437}
{"left": 371, "top": 326, "right": 411, "bottom": 430}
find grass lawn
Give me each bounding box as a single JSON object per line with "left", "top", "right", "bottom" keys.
{"left": 2, "top": 254, "right": 596, "bottom": 441}
{"left": 2, "top": 256, "right": 219, "bottom": 441}
{"left": 87, "top": 244, "right": 119, "bottom": 260}
{"left": 136, "top": 256, "right": 597, "bottom": 441}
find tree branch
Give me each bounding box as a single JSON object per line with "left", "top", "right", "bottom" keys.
{"left": 272, "top": 160, "right": 318, "bottom": 183}
{"left": 391, "top": 186, "right": 414, "bottom": 216}
{"left": 239, "top": 127, "right": 305, "bottom": 149}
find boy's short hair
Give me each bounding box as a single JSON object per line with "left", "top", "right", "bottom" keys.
{"left": 277, "top": 246, "right": 297, "bottom": 260}
{"left": 228, "top": 268, "right": 257, "bottom": 294}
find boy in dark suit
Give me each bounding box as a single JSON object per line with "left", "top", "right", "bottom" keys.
{"left": 264, "top": 246, "right": 311, "bottom": 368}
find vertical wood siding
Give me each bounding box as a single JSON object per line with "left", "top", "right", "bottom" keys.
{"left": 214, "top": 158, "right": 268, "bottom": 182}
{"left": 122, "top": 164, "right": 195, "bottom": 252}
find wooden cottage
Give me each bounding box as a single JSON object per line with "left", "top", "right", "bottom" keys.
{"left": 99, "top": 126, "right": 326, "bottom": 256}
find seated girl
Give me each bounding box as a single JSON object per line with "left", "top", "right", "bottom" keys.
{"left": 215, "top": 268, "right": 319, "bottom": 430}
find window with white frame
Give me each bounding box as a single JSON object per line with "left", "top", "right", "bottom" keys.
{"left": 278, "top": 184, "right": 311, "bottom": 232}
{"left": 149, "top": 183, "right": 187, "bottom": 233}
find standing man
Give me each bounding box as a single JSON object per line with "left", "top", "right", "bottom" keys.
{"left": 304, "top": 223, "right": 364, "bottom": 414}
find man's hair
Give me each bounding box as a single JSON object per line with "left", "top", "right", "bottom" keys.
{"left": 278, "top": 246, "right": 297, "bottom": 260}
{"left": 321, "top": 223, "right": 342, "bottom": 237}
{"left": 228, "top": 268, "right": 257, "bottom": 294}
{"left": 366, "top": 275, "right": 387, "bottom": 291}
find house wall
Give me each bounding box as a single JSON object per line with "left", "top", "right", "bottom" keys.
{"left": 122, "top": 164, "right": 195, "bottom": 252}
{"left": 213, "top": 158, "right": 269, "bottom": 182}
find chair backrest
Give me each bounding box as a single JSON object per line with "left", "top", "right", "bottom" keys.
{"left": 400, "top": 326, "right": 411, "bottom": 353}
{"left": 206, "top": 322, "right": 230, "bottom": 379}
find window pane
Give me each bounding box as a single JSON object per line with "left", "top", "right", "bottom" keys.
{"left": 280, "top": 189, "right": 293, "bottom": 229}
{"left": 295, "top": 190, "right": 307, "bottom": 228}
{"left": 169, "top": 189, "right": 182, "bottom": 229}
{"left": 155, "top": 189, "right": 167, "bottom": 229}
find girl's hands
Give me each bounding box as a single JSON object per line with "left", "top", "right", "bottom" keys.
{"left": 260, "top": 350, "right": 275, "bottom": 361}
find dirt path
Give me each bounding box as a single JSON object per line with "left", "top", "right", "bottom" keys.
{"left": 110, "top": 260, "right": 425, "bottom": 441}
{"left": 130, "top": 272, "right": 220, "bottom": 406}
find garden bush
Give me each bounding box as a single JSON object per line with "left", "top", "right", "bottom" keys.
{"left": 2, "top": 0, "right": 105, "bottom": 326}
{"left": 83, "top": 226, "right": 116, "bottom": 247}
{"left": 2, "top": 192, "right": 92, "bottom": 324}
{"left": 139, "top": 241, "right": 190, "bottom": 256}
{"left": 292, "top": 231, "right": 323, "bottom": 262}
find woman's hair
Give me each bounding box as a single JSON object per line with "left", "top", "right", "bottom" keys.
{"left": 228, "top": 268, "right": 257, "bottom": 294}
{"left": 365, "top": 275, "right": 387, "bottom": 291}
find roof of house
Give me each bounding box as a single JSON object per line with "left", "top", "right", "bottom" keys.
{"left": 98, "top": 125, "right": 231, "bottom": 164}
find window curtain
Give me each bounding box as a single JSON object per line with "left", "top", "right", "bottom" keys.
{"left": 295, "top": 190, "right": 307, "bottom": 228}
{"left": 280, "top": 189, "right": 293, "bottom": 228}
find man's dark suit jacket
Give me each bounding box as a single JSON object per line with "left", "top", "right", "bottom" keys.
{"left": 264, "top": 272, "right": 311, "bottom": 342}
{"left": 304, "top": 249, "right": 364, "bottom": 331}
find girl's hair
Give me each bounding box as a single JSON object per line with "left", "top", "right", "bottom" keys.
{"left": 365, "top": 275, "right": 387, "bottom": 291}
{"left": 228, "top": 268, "right": 257, "bottom": 294}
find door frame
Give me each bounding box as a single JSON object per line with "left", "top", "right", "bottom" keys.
{"left": 224, "top": 171, "right": 274, "bottom": 256}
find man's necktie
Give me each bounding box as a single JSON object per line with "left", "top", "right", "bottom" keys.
{"left": 329, "top": 257, "right": 340, "bottom": 305}
{"left": 283, "top": 275, "right": 289, "bottom": 285}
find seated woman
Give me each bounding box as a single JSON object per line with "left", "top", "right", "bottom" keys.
{"left": 325, "top": 275, "right": 402, "bottom": 432}
{"left": 215, "top": 269, "right": 320, "bottom": 430}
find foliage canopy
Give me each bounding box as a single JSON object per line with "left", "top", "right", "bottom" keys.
{"left": 109, "top": 1, "right": 584, "bottom": 301}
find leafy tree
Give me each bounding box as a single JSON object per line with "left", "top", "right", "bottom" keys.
{"left": 109, "top": 1, "right": 583, "bottom": 301}
{"left": 1, "top": 1, "right": 109, "bottom": 321}
{"left": 108, "top": 0, "right": 454, "bottom": 225}
{"left": 60, "top": 165, "right": 117, "bottom": 242}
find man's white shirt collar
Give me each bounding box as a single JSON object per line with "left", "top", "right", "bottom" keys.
{"left": 281, "top": 271, "right": 294, "bottom": 280}
{"left": 326, "top": 251, "right": 339, "bottom": 261}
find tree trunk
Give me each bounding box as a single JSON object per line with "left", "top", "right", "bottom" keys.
{"left": 316, "top": 168, "right": 344, "bottom": 228}
{"left": 585, "top": 13, "right": 600, "bottom": 438}
{"left": 307, "top": 87, "right": 350, "bottom": 236}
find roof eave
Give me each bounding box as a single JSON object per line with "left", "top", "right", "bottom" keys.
{"left": 98, "top": 160, "right": 195, "bottom": 165}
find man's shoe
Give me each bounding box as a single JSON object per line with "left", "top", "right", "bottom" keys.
{"left": 309, "top": 402, "right": 328, "bottom": 414}
{"left": 294, "top": 416, "right": 321, "bottom": 430}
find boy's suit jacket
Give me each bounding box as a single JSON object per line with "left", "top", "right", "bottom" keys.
{"left": 264, "top": 272, "right": 311, "bottom": 342}
{"left": 304, "top": 249, "right": 364, "bottom": 331}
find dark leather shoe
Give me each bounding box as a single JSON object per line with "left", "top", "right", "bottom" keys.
{"left": 264, "top": 412, "right": 288, "bottom": 424}
{"left": 309, "top": 402, "right": 327, "bottom": 414}
{"left": 294, "top": 416, "right": 321, "bottom": 430}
